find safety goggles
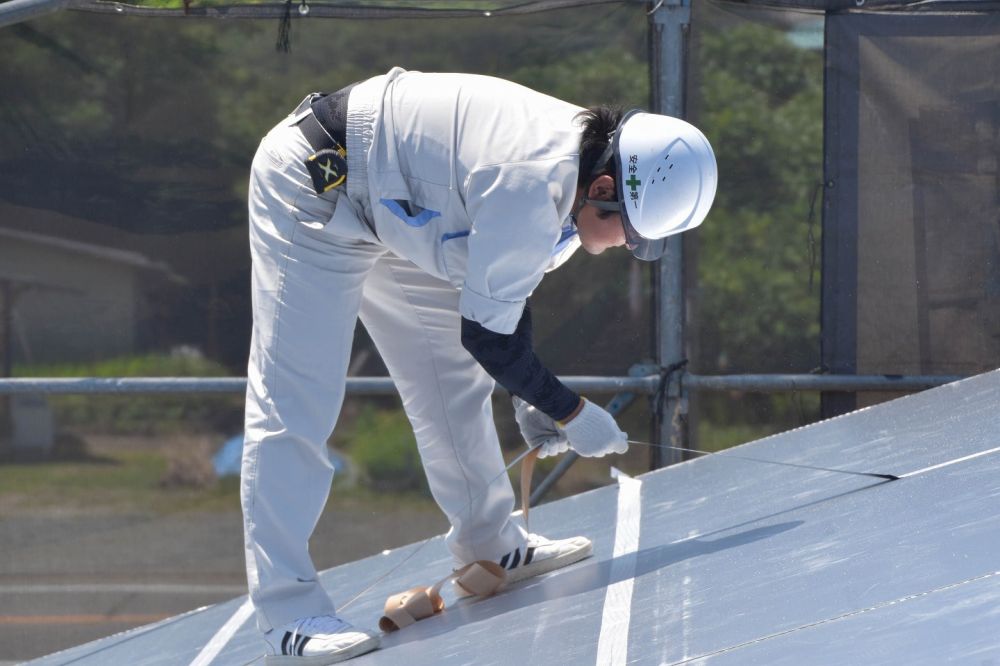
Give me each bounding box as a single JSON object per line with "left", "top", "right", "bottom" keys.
{"left": 583, "top": 197, "right": 670, "bottom": 261}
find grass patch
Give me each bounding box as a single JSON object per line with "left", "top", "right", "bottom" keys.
{"left": 0, "top": 431, "right": 247, "bottom": 515}
{"left": 0, "top": 449, "right": 167, "bottom": 515}
{"left": 344, "top": 406, "right": 429, "bottom": 495}
{"left": 14, "top": 352, "right": 233, "bottom": 379}
{"left": 0, "top": 431, "right": 443, "bottom": 517}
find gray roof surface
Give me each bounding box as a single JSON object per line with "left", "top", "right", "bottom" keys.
{"left": 29, "top": 370, "right": 1000, "bottom": 665}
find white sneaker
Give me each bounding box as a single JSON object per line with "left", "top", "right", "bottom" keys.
{"left": 263, "top": 615, "right": 379, "bottom": 665}
{"left": 457, "top": 533, "right": 593, "bottom": 596}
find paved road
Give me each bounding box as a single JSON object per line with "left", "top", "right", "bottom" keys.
{"left": 1, "top": 506, "right": 448, "bottom": 663}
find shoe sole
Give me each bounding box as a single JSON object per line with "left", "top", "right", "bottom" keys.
{"left": 456, "top": 539, "right": 593, "bottom": 597}
{"left": 264, "top": 634, "right": 379, "bottom": 665}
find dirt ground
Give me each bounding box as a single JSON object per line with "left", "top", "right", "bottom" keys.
{"left": 1, "top": 503, "right": 450, "bottom": 664}
{"left": 0, "top": 433, "right": 452, "bottom": 664}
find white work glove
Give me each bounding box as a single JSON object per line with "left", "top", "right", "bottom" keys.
{"left": 512, "top": 396, "right": 570, "bottom": 459}
{"left": 558, "top": 398, "right": 629, "bottom": 458}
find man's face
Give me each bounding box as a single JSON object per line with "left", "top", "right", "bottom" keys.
{"left": 575, "top": 175, "right": 629, "bottom": 255}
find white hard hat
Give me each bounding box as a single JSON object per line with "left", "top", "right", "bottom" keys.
{"left": 587, "top": 110, "right": 718, "bottom": 261}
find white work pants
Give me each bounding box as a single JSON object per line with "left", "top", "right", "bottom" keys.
{"left": 241, "top": 113, "right": 526, "bottom": 632}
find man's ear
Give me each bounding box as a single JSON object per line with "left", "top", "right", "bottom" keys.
{"left": 588, "top": 174, "right": 616, "bottom": 201}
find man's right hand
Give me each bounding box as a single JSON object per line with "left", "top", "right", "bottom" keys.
{"left": 558, "top": 398, "right": 628, "bottom": 458}
{"left": 512, "top": 397, "right": 570, "bottom": 459}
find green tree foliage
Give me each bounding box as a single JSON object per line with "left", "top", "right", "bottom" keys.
{"left": 0, "top": 3, "right": 650, "bottom": 375}
{"left": 693, "top": 21, "right": 823, "bottom": 376}
{"left": 0, "top": 5, "right": 823, "bottom": 442}
{"left": 346, "top": 406, "right": 428, "bottom": 493}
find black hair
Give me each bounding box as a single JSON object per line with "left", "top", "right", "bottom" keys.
{"left": 576, "top": 105, "right": 624, "bottom": 190}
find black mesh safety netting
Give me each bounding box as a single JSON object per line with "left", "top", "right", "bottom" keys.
{"left": 1, "top": 3, "right": 998, "bottom": 660}
{"left": 822, "top": 10, "right": 1000, "bottom": 412}
{"left": 1, "top": 0, "right": 996, "bottom": 434}
{"left": 0, "top": 1, "right": 651, "bottom": 371}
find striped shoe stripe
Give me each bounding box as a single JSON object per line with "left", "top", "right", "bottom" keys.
{"left": 499, "top": 553, "right": 510, "bottom": 569}
{"left": 524, "top": 546, "right": 535, "bottom": 565}
{"left": 281, "top": 632, "right": 294, "bottom": 655}
{"left": 508, "top": 548, "right": 521, "bottom": 570}
{"left": 295, "top": 634, "right": 311, "bottom": 656}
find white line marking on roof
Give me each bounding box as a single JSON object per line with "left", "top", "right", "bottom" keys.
{"left": 188, "top": 598, "right": 254, "bottom": 666}
{"left": 595, "top": 468, "right": 643, "bottom": 666}
{"left": 899, "top": 445, "right": 1000, "bottom": 479}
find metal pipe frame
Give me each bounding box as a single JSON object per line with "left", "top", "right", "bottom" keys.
{"left": 0, "top": 0, "right": 82, "bottom": 29}
{"left": 683, "top": 373, "right": 964, "bottom": 393}
{"left": 0, "top": 372, "right": 962, "bottom": 395}
{"left": 0, "top": 375, "right": 659, "bottom": 395}
{"left": 649, "top": 0, "right": 691, "bottom": 470}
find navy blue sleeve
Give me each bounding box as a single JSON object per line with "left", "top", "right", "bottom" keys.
{"left": 460, "top": 303, "right": 580, "bottom": 422}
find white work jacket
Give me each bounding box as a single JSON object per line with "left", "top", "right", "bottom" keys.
{"left": 343, "top": 68, "right": 584, "bottom": 334}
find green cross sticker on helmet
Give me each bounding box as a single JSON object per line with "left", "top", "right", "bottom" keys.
{"left": 611, "top": 110, "right": 718, "bottom": 261}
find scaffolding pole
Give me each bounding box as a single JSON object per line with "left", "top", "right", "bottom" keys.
{"left": 0, "top": 0, "right": 82, "bottom": 29}
{"left": 683, "top": 373, "right": 965, "bottom": 392}
{"left": 649, "top": 0, "right": 691, "bottom": 469}
{"left": 0, "top": 375, "right": 660, "bottom": 395}
{"left": 0, "top": 373, "right": 962, "bottom": 395}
